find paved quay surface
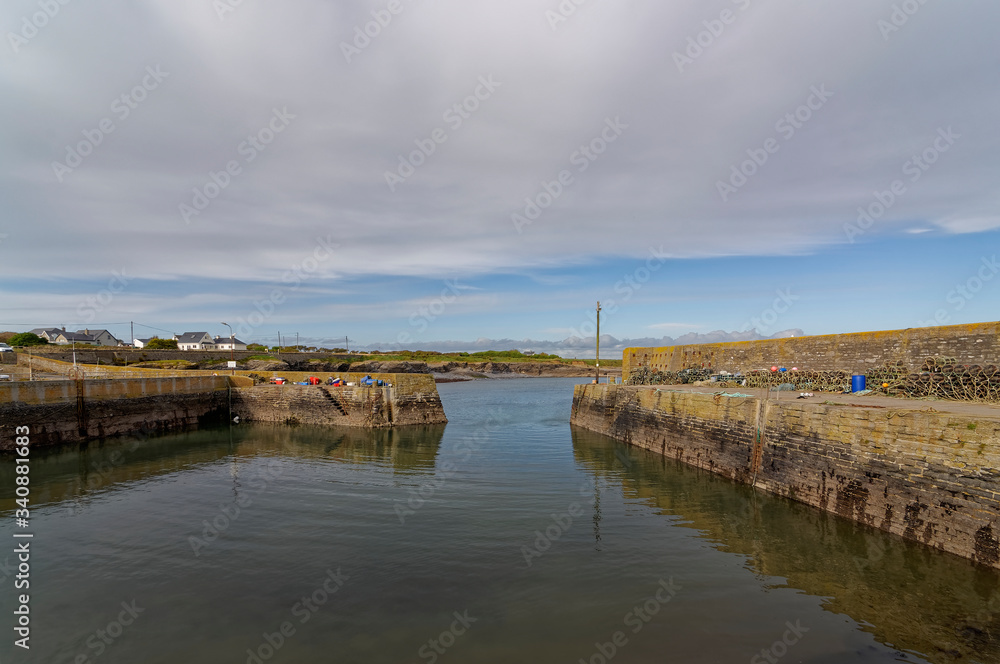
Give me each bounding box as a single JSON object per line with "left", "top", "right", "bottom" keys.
{"left": 633, "top": 382, "right": 1000, "bottom": 419}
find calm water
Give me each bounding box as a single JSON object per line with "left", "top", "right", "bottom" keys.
{"left": 1, "top": 378, "right": 998, "bottom": 663}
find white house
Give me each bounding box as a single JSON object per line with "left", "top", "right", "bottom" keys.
{"left": 173, "top": 332, "right": 216, "bottom": 351}
{"left": 213, "top": 336, "right": 248, "bottom": 351}
{"left": 133, "top": 338, "right": 153, "bottom": 349}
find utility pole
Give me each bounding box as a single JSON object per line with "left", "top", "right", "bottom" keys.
{"left": 278, "top": 331, "right": 281, "bottom": 353}
{"left": 296, "top": 332, "right": 299, "bottom": 352}
{"left": 130, "top": 321, "right": 134, "bottom": 348}
{"left": 595, "top": 301, "right": 601, "bottom": 384}
{"left": 345, "top": 335, "right": 349, "bottom": 354}
{"left": 221, "top": 322, "right": 235, "bottom": 375}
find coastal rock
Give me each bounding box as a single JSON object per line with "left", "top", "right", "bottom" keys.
{"left": 244, "top": 360, "right": 290, "bottom": 371}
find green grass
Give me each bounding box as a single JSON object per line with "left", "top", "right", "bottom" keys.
{"left": 245, "top": 350, "right": 623, "bottom": 367}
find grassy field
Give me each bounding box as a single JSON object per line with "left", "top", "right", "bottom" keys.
{"left": 248, "top": 350, "right": 623, "bottom": 367}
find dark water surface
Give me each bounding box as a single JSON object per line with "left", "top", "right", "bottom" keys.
{"left": 2, "top": 378, "right": 998, "bottom": 663}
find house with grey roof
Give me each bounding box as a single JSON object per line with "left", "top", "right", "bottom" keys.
{"left": 76, "top": 329, "right": 122, "bottom": 346}
{"left": 173, "top": 332, "right": 216, "bottom": 351}
{"left": 53, "top": 331, "right": 99, "bottom": 345}
{"left": 213, "top": 335, "right": 248, "bottom": 351}
{"left": 28, "top": 328, "right": 64, "bottom": 342}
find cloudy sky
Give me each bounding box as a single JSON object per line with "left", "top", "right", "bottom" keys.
{"left": 2, "top": 0, "right": 998, "bottom": 353}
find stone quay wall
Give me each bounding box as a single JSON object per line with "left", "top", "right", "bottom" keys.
{"left": 232, "top": 373, "right": 447, "bottom": 429}
{"left": 623, "top": 322, "right": 1000, "bottom": 377}
{"left": 571, "top": 383, "right": 1000, "bottom": 570}
{"left": 1, "top": 374, "right": 447, "bottom": 449}
{"left": 0, "top": 376, "right": 244, "bottom": 450}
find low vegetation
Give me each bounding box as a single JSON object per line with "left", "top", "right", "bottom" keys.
{"left": 145, "top": 337, "right": 178, "bottom": 350}
{"left": 7, "top": 332, "right": 47, "bottom": 347}
{"left": 237, "top": 349, "right": 622, "bottom": 366}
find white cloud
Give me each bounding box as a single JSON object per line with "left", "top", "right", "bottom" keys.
{"left": 2, "top": 0, "right": 998, "bottom": 343}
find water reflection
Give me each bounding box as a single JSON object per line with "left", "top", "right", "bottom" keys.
{"left": 0, "top": 423, "right": 446, "bottom": 514}
{"left": 571, "top": 425, "right": 1000, "bottom": 664}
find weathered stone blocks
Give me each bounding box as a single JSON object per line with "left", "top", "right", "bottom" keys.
{"left": 572, "top": 383, "right": 1000, "bottom": 569}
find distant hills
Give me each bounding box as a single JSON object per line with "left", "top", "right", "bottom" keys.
{"left": 354, "top": 329, "right": 805, "bottom": 359}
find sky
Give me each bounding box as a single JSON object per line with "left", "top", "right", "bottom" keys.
{"left": 1, "top": 0, "right": 998, "bottom": 356}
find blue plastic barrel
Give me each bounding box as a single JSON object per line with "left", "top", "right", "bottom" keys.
{"left": 851, "top": 375, "right": 866, "bottom": 392}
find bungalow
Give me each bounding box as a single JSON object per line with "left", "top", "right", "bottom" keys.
{"left": 28, "top": 328, "right": 65, "bottom": 343}
{"left": 29, "top": 327, "right": 121, "bottom": 346}
{"left": 76, "top": 329, "right": 122, "bottom": 346}
{"left": 133, "top": 338, "right": 154, "bottom": 349}
{"left": 173, "top": 332, "right": 216, "bottom": 351}
{"left": 53, "top": 331, "right": 99, "bottom": 346}
{"left": 213, "top": 335, "right": 248, "bottom": 351}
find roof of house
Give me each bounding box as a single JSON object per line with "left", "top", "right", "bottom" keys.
{"left": 174, "top": 332, "right": 213, "bottom": 344}
{"left": 58, "top": 331, "right": 97, "bottom": 342}
{"left": 213, "top": 336, "right": 247, "bottom": 345}
{"left": 29, "top": 328, "right": 63, "bottom": 337}
{"left": 76, "top": 329, "right": 119, "bottom": 341}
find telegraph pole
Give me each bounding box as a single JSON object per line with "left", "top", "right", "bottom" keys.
{"left": 221, "top": 322, "right": 235, "bottom": 375}
{"left": 595, "top": 301, "right": 601, "bottom": 384}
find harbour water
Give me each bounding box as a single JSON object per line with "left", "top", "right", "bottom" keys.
{"left": 1, "top": 378, "right": 997, "bottom": 663}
